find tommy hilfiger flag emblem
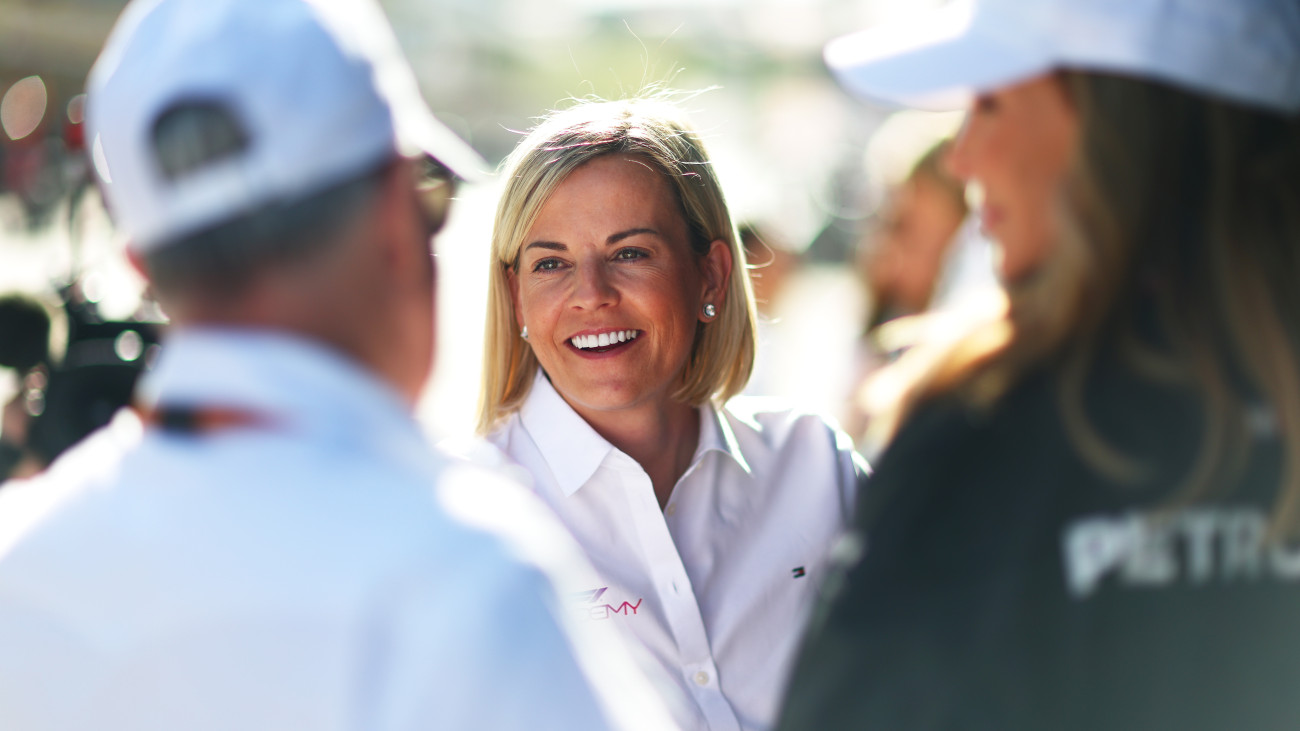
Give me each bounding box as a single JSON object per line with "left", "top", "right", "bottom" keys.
{"left": 792, "top": 566, "right": 806, "bottom": 578}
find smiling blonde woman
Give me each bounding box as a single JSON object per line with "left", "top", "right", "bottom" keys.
{"left": 477, "top": 96, "right": 867, "bottom": 731}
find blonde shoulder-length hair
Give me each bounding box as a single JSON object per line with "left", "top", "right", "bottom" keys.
{"left": 476, "top": 96, "right": 758, "bottom": 434}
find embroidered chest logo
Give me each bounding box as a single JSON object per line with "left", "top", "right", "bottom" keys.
{"left": 792, "top": 566, "right": 806, "bottom": 578}
{"left": 571, "top": 586, "right": 643, "bottom": 621}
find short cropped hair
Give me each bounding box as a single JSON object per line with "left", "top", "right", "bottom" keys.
{"left": 476, "top": 96, "right": 757, "bottom": 433}
{"left": 141, "top": 100, "right": 389, "bottom": 299}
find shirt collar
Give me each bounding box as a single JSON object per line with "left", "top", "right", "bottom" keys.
{"left": 518, "top": 371, "right": 752, "bottom": 497}
{"left": 695, "top": 397, "right": 752, "bottom": 476}
{"left": 519, "top": 372, "right": 615, "bottom": 497}
{"left": 138, "top": 327, "right": 423, "bottom": 450}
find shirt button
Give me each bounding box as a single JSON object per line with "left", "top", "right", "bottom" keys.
{"left": 666, "top": 504, "right": 677, "bottom": 517}
{"left": 694, "top": 671, "right": 710, "bottom": 686}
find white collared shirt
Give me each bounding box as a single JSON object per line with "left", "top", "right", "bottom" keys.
{"left": 487, "top": 373, "right": 867, "bottom": 731}
{"left": 0, "top": 329, "right": 672, "bottom": 731}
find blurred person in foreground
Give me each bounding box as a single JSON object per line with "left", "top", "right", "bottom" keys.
{"left": 0, "top": 1, "right": 672, "bottom": 729}
{"left": 476, "top": 96, "right": 867, "bottom": 731}
{"left": 779, "top": 0, "right": 1300, "bottom": 729}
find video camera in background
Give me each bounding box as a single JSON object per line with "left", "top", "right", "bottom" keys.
{"left": 0, "top": 290, "right": 161, "bottom": 481}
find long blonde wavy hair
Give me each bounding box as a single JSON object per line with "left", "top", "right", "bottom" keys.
{"left": 476, "top": 96, "right": 758, "bottom": 434}
{"left": 878, "top": 72, "right": 1300, "bottom": 536}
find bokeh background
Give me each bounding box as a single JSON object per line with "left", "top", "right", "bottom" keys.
{"left": 0, "top": 0, "right": 963, "bottom": 445}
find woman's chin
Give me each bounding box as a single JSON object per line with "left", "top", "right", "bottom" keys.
{"left": 551, "top": 377, "right": 676, "bottom": 419}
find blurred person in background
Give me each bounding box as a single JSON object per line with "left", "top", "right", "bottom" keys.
{"left": 858, "top": 139, "right": 966, "bottom": 335}
{"left": 779, "top": 0, "right": 1300, "bottom": 729}
{"left": 0, "top": 290, "right": 164, "bottom": 482}
{"left": 477, "top": 96, "right": 867, "bottom": 731}
{"left": 736, "top": 221, "right": 805, "bottom": 399}
{"left": 738, "top": 222, "right": 800, "bottom": 318}
{"left": 843, "top": 133, "right": 970, "bottom": 450}
{"left": 0, "top": 293, "right": 62, "bottom": 480}
{"left": 0, "top": 1, "right": 672, "bottom": 729}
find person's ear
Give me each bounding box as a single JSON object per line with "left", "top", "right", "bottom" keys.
{"left": 372, "top": 159, "right": 428, "bottom": 280}
{"left": 698, "top": 239, "right": 733, "bottom": 321}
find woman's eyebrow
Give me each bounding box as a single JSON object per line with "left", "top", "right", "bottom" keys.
{"left": 523, "top": 240, "right": 567, "bottom": 253}
{"left": 522, "top": 228, "right": 657, "bottom": 253}
{"left": 607, "top": 228, "right": 657, "bottom": 245}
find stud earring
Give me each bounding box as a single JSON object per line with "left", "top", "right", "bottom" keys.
{"left": 521, "top": 325, "right": 529, "bottom": 340}
{"left": 703, "top": 303, "right": 717, "bottom": 318}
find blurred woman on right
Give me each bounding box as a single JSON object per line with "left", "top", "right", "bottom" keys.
{"left": 779, "top": 0, "right": 1300, "bottom": 729}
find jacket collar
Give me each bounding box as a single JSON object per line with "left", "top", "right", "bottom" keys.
{"left": 137, "top": 327, "right": 425, "bottom": 454}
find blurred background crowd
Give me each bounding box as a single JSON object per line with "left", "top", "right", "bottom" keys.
{"left": 0, "top": 0, "right": 995, "bottom": 475}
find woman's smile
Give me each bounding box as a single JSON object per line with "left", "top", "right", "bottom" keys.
{"left": 568, "top": 329, "right": 642, "bottom": 354}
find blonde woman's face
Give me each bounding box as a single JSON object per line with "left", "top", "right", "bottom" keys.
{"left": 507, "top": 155, "right": 729, "bottom": 419}
{"left": 948, "top": 74, "right": 1078, "bottom": 283}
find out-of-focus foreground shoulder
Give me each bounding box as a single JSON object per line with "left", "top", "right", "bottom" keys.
{"left": 0, "top": 408, "right": 143, "bottom": 553}
{"left": 411, "top": 450, "right": 678, "bottom": 731}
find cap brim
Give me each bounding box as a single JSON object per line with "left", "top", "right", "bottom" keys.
{"left": 825, "top": 1, "right": 1052, "bottom": 111}
{"left": 396, "top": 106, "right": 490, "bottom": 184}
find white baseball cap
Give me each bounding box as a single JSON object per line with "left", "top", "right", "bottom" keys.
{"left": 87, "top": 0, "right": 486, "bottom": 254}
{"left": 825, "top": 0, "right": 1300, "bottom": 115}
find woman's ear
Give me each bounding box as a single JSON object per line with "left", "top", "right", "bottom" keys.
{"left": 699, "top": 238, "right": 733, "bottom": 321}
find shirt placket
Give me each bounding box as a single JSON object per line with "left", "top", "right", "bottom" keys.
{"left": 612, "top": 456, "right": 742, "bottom": 731}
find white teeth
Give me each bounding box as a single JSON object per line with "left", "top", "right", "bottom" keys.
{"left": 571, "top": 330, "right": 639, "bottom": 349}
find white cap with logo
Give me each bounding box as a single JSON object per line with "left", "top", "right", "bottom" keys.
{"left": 825, "top": 0, "right": 1300, "bottom": 114}
{"left": 87, "top": 0, "right": 485, "bottom": 254}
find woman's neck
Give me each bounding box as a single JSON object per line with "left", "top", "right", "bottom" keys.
{"left": 576, "top": 398, "right": 701, "bottom": 510}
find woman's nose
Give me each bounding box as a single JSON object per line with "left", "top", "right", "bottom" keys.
{"left": 570, "top": 263, "right": 618, "bottom": 310}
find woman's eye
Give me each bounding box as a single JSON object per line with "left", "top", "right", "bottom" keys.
{"left": 614, "top": 248, "right": 648, "bottom": 261}
{"left": 532, "top": 258, "right": 562, "bottom": 272}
